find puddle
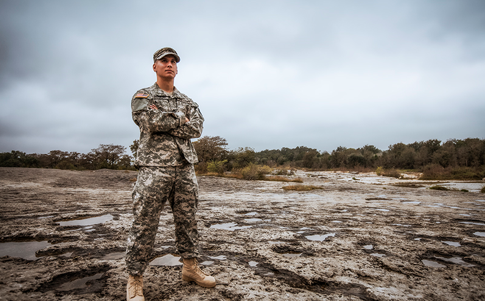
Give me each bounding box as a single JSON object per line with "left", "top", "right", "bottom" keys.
{"left": 459, "top": 221, "right": 485, "bottom": 226}
{"left": 402, "top": 201, "right": 421, "bottom": 205}
{"left": 0, "top": 241, "right": 51, "bottom": 260}
{"left": 306, "top": 233, "right": 335, "bottom": 242}
{"left": 422, "top": 260, "right": 446, "bottom": 268}
{"left": 363, "top": 245, "right": 373, "bottom": 250}
{"left": 38, "top": 215, "right": 55, "bottom": 219}
{"left": 101, "top": 252, "right": 126, "bottom": 260}
{"left": 149, "top": 254, "right": 181, "bottom": 266}
{"left": 200, "top": 261, "right": 214, "bottom": 266}
{"left": 459, "top": 214, "right": 472, "bottom": 217}
{"left": 331, "top": 221, "right": 342, "bottom": 223}
{"left": 268, "top": 241, "right": 286, "bottom": 245}
{"left": 245, "top": 212, "right": 258, "bottom": 216}
{"left": 370, "top": 253, "right": 386, "bottom": 257}
{"left": 473, "top": 232, "right": 485, "bottom": 237}
{"left": 60, "top": 252, "right": 73, "bottom": 257}
{"left": 209, "top": 255, "right": 227, "bottom": 260}
{"left": 210, "top": 222, "right": 252, "bottom": 231}
{"left": 442, "top": 241, "right": 461, "bottom": 247}
{"left": 391, "top": 224, "right": 411, "bottom": 227}
{"left": 435, "top": 257, "right": 475, "bottom": 267}
{"left": 414, "top": 238, "right": 421, "bottom": 241}
{"left": 248, "top": 261, "right": 258, "bottom": 267}
{"left": 244, "top": 218, "right": 262, "bottom": 223}
{"left": 58, "top": 214, "right": 113, "bottom": 226}
{"left": 376, "top": 209, "right": 389, "bottom": 212}
{"left": 57, "top": 273, "right": 103, "bottom": 291}
{"left": 282, "top": 252, "right": 302, "bottom": 258}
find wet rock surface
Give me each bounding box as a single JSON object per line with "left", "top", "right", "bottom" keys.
{"left": 0, "top": 167, "right": 484, "bottom": 300}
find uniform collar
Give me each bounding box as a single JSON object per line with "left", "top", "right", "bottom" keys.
{"left": 152, "top": 82, "right": 181, "bottom": 98}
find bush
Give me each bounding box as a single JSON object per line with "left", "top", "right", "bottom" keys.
{"left": 195, "top": 162, "right": 208, "bottom": 174}
{"left": 207, "top": 160, "right": 227, "bottom": 175}
{"left": 239, "top": 164, "right": 273, "bottom": 180}
{"left": 375, "top": 166, "right": 383, "bottom": 176}
{"left": 420, "top": 164, "right": 484, "bottom": 180}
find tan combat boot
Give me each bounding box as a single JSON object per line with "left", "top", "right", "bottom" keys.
{"left": 181, "top": 258, "right": 216, "bottom": 288}
{"left": 126, "top": 275, "right": 144, "bottom": 301}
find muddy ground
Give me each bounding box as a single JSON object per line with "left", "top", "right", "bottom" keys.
{"left": 0, "top": 167, "right": 484, "bottom": 301}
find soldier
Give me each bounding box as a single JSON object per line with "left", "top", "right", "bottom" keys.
{"left": 126, "top": 47, "right": 215, "bottom": 301}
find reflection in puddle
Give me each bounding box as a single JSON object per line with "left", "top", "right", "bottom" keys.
{"left": 149, "top": 254, "right": 181, "bottom": 266}
{"left": 414, "top": 238, "right": 421, "bottom": 241}
{"left": 370, "top": 253, "right": 386, "bottom": 257}
{"left": 363, "top": 245, "right": 373, "bottom": 250}
{"left": 459, "top": 221, "right": 485, "bottom": 226}
{"left": 306, "top": 233, "right": 335, "bottom": 242}
{"left": 101, "top": 252, "right": 126, "bottom": 260}
{"left": 442, "top": 241, "right": 461, "bottom": 247}
{"left": 38, "top": 215, "right": 54, "bottom": 219}
{"left": 210, "top": 222, "right": 252, "bottom": 231}
{"left": 473, "top": 232, "right": 485, "bottom": 237}
{"left": 391, "top": 224, "right": 411, "bottom": 227}
{"left": 268, "top": 241, "right": 286, "bottom": 245}
{"left": 376, "top": 209, "right": 389, "bottom": 212}
{"left": 200, "top": 261, "right": 214, "bottom": 266}
{"left": 402, "top": 201, "right": 421, "bottom": 205}
{"left": 422, "top": 260, "right": 446, "bottom": 268}
{"left": 282, "top": 252, "right": 301, "bottom": 258}
{"left": 244, "top": 218, "right": 262, "bottom": 223}
{"left": 245, "top": 212, "right": 258, "bottom": 216}
{"left": 248, "top": 261, "right": 258, "bottom": 267}
{"left": 58, "top": 273, "right": 103, "bottom": 291}
{"left": 331, "top": 221, "right": 342, "bottom": 223}
{"left": 0, "top": 241, "right": 51, "bottom": 260}
{"left": 209, "top": 255, "right": 227, "bottom": 260}
{"left": 58, "top": 214, "right": 113, "bottom": 226}
{"left": 435, "top": 257, "right": 475, "bottom": 267}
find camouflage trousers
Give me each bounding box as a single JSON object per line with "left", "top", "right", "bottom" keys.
{"left": 125, "top": 163, "right": 199, "bottom": 276}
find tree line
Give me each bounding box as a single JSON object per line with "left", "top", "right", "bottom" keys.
{"left": 192, "top": 136, "right": 484, "bottom": 179}
{"left": 0, "top": 144, "right": 133, "bottom": 170}
{"left": 1, "top": 137, "right": 484, "bottom": 179}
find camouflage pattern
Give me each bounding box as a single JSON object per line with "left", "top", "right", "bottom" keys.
{"left": 126, "top": 163, "right": 200, "bottom": 276}
{"left": 126, "top": 82, "right": 204, "bottom": 276}
{"left": 131, "top": 83, "right": 204, "bottom": 167}
{"left": 153, "top": 47, "right": 180, "bottom": 62}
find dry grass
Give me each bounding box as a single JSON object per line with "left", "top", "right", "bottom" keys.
{"left": 197, "top": 172, "right": 303, "bottom": 183}
{"left": 265, "top": 176, "right": 303, "bottom": 183}
{"left": 282, "top": 185, "right": 322, "bottom": 191}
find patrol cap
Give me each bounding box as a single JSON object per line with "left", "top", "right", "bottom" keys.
{"left": 153, "top": 47, "right": 180, "bottom": 63}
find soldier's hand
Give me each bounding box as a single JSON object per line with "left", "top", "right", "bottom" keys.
{"left": 185, "top": 117, "right": 190, "bottom": 123}
{"left": 149, "top": 104, "right": 158, "bottom": 110}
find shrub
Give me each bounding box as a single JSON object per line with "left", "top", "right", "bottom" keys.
{"left": 420, "top": 164, "right": 485, "bottom": 180}
{"left": 428, "top": 185, "right": 449, "bottom": 191}
{"left": 382, "top": 169, "right": 401, "bottom": 178}
{"left": 207, "top": 160, "right": 227, "bottom": 175}
{"left": 195, "top": 162, "right": 208, "bottom": 174}
{"left": 375, "top": 166, "right": 383, "bottom": 176}
{"left": 282, "top": 185, "right": 322, "bottom": 191}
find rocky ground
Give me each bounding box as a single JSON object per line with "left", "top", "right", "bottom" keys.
{"left": 0, "top": 167, "right": 484, "bottom": 301}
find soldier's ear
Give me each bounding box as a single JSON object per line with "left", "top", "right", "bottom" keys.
{"left": 153, "top": 63, "right": 156, "bottom": 71}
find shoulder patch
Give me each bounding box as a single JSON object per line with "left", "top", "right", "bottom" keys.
{"left": 135, "top": 93, "right": 149, "bottom": 98}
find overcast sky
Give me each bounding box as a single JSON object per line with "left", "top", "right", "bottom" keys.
{"left": 0, "top": 0, "right": 484, "bottom": 155}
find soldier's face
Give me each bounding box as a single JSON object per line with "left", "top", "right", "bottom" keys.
{"left": 153, "top": 55, "right": 178, "bottom": 79}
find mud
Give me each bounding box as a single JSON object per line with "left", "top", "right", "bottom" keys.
{"left": 0, "top": 167, "right": 484, "bottom": 300}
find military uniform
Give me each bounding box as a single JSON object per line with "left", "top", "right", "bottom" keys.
{"left": 126, "top": 83, "right": 204, "bottom": 276}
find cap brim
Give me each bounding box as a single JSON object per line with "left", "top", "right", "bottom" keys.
{"left": 155, "top": 52, "right": 180, "bottom": 62}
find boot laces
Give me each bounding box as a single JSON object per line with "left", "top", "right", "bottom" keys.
{"left": 129, "top": 277, "right": 143, "bottom": 298}
{"left": 193, "top": 259, "right": 209, "bottom": 277}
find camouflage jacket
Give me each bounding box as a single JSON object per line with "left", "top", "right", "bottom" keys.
{"left": 131, "top": 83, "right": 204, "bottom": 167}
